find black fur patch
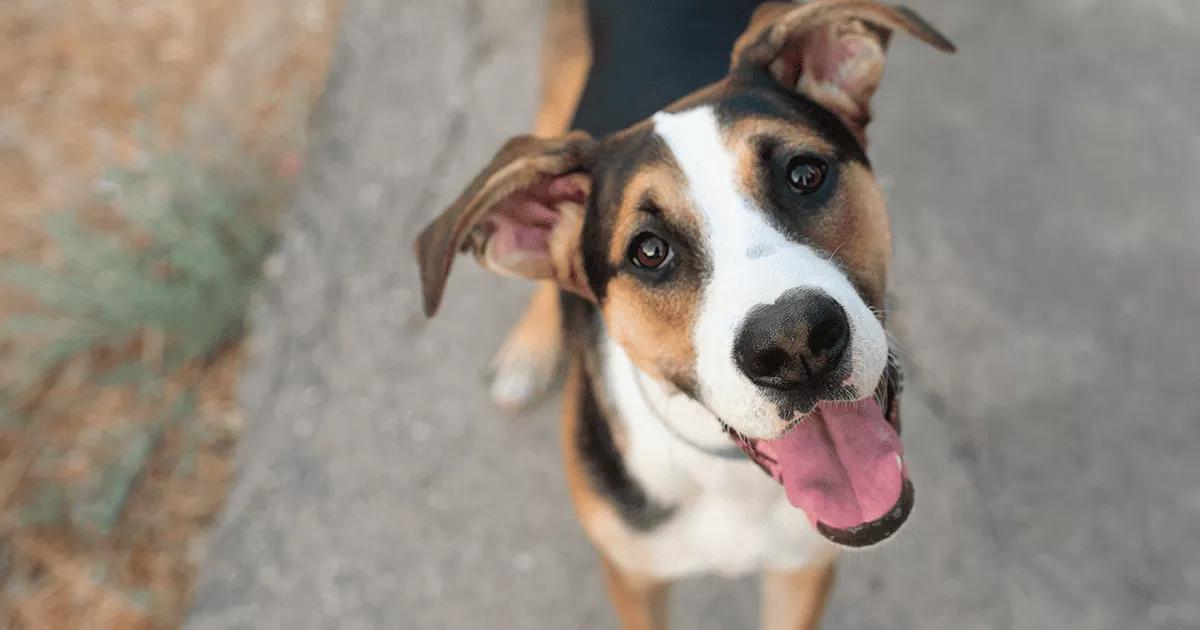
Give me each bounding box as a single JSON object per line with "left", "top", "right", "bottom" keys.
{"left": 711, "top": 75, "right": 871, "bottom": 168}
{"left": 564, "top": 293, "right": 676, "bottom": 532}
{"left": 575, "top": 360, "right": 676, "bottom": 532}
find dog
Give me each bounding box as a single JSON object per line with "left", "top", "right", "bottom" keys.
{"left": 415, "top": 1, "right": 954, "bottom": 627}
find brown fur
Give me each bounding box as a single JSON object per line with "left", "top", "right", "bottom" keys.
{"left": 760, "top": 563, "right": 838, "bottom": 630}
{"left": 601, "top": 276, "right": 698, "bottom": 390}
{"left": 808, "top": 162, "right": 890, "bottom": 306}
{"left": 534, "top": 0, "right": 592, "bottom": 138}
{"left": 600, "top": 162, "right": 704, "bottom": 389}
{"left": 601, "top": 557, "right": 670, "bottom": 630}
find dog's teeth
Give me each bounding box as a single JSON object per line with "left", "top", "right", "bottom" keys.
{"left": 895, "top": 454, "right": 904, "bottom": 471}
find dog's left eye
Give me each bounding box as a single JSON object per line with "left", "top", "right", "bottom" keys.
{"left": 629, "top": 232, "right": 673, "bottom": 270}
{"left": 785, "top": 156, "right": 828, "bottom": 194}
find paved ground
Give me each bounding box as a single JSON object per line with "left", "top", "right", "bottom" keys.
{"left": 186, "top": 1, "right": 1200, "bottom": 628}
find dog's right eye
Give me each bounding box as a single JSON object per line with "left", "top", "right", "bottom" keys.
{"left": 629, "top": 232, "right": 672, "bottom": 270}
{"left": 784, "top": 155, "right": 828, "bottom": 194}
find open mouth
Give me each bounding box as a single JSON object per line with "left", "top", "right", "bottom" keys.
{"left": 723, "top": 364, "right": 909, "bottom": 547}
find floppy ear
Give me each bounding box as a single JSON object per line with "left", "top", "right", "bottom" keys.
{"left": 414, "top": 131, "right": 596, "bottom": 317}
{"left": 731, "top": 0, "right": 954, "bottom": 144}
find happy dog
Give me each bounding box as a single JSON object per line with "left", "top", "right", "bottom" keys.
{"left": 415, "top": 1, "right": 953, "bottom": 627}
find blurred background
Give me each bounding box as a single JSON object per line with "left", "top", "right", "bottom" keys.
{"left": 2, "top": 1, "right": 1198, "bottom": 629}
{"left": 0, "top": 1, "right": 342, "bottom": 627}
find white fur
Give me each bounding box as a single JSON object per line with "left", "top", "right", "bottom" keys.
{"left": 651, "top": 107, "right": 888, "bottom": 439}
{"left": 599, "top": 334, "right": 835, "bottom": 579}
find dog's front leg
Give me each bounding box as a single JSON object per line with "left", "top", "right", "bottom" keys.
{"left": 533, "top": 0, "right": 591, "bottom": 138}
{"left": 488, "top": 0, "right": 591, "bottom": 410}
{"left": 489, "top": 281, "right": 564, "bottom": 409}
{"left": 601, "top": 557, "right": 670, "bottom": 630}
{"left": 760, "top": 561, "right": 837, "bottom": 630}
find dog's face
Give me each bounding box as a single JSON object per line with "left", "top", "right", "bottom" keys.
{"left": 589, "top": 87, "right": 891, "bottom": 438}
{"left": 417, "top": 0, "right": 952, "bottom": 546}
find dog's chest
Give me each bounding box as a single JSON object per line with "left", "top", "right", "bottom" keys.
{"left": 600, "top": 339, "right": 834, "bottom": 579}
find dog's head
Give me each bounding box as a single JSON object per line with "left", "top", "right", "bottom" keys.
{"left": 416, "top": 0, "right": 953, "bottom": 547}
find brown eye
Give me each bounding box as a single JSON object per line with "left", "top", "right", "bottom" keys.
{"left": 630, "top": 233, "right": 672, "bottom": 269}
{"left": 785, "top": 156, "right": 828, "bottom": 194}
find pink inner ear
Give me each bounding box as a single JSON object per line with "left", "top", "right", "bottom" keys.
{"left": 805, "top": 32, "right": 859, "bottom": 82}
{"left": 799, "top": 25, "right": 885, "bottom": 132}
{"left": 485, "top": 175, "right": 585, "bottom": 273}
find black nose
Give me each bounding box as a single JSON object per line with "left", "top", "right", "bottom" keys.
{"left": 733, "top": 289, "right": 850, "bottom": 392}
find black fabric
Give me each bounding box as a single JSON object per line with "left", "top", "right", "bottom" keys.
{"left": 571, "top": 0, "right": 770, "bottom": 137}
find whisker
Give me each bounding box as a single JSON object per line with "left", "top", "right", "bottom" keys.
{"left": 826, "top": 224, "right": 859, "bottom": 263}
{"left": 883, "top": 330, "right": 912, "bottom": 360}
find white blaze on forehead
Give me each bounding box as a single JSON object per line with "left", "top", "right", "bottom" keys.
{"left": 651, "top": 107, "right": 887, "bottom": 438}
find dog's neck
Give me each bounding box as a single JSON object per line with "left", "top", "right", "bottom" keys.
{"left": 598, "top": 325, "right": 747, "bottom": 460}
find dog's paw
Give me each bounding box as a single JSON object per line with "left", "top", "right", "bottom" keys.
{"left": 489, "top": 333, "right": 561, "bottom": 412}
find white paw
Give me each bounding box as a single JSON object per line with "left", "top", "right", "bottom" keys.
{"left": 489, "top": 343, "right": 560, "bottom": 412}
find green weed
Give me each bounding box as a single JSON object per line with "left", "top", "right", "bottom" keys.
{"left": 0, "top": 153, "right": 277, "bottom": 533}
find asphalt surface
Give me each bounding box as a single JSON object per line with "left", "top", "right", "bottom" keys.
{"left": 186, "top": 1, "right": 1200, "bottom": 628}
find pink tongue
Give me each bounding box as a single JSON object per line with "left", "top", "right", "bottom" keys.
{"left": 764, "top": 399, "right": 905, "bottom": 530}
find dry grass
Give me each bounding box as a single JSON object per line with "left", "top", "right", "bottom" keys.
{"left": 0, "top": 0, "right": 339, "bottom": 248}
{"left": 0, "top": 0, "right": 344, "bottom": 627}
{"left": 1, "top": 350, "right": 244, "bottom": 629}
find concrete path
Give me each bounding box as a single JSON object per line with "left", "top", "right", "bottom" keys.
{"left": 187, "top": 1, "right": 1200, "bottom": 628}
